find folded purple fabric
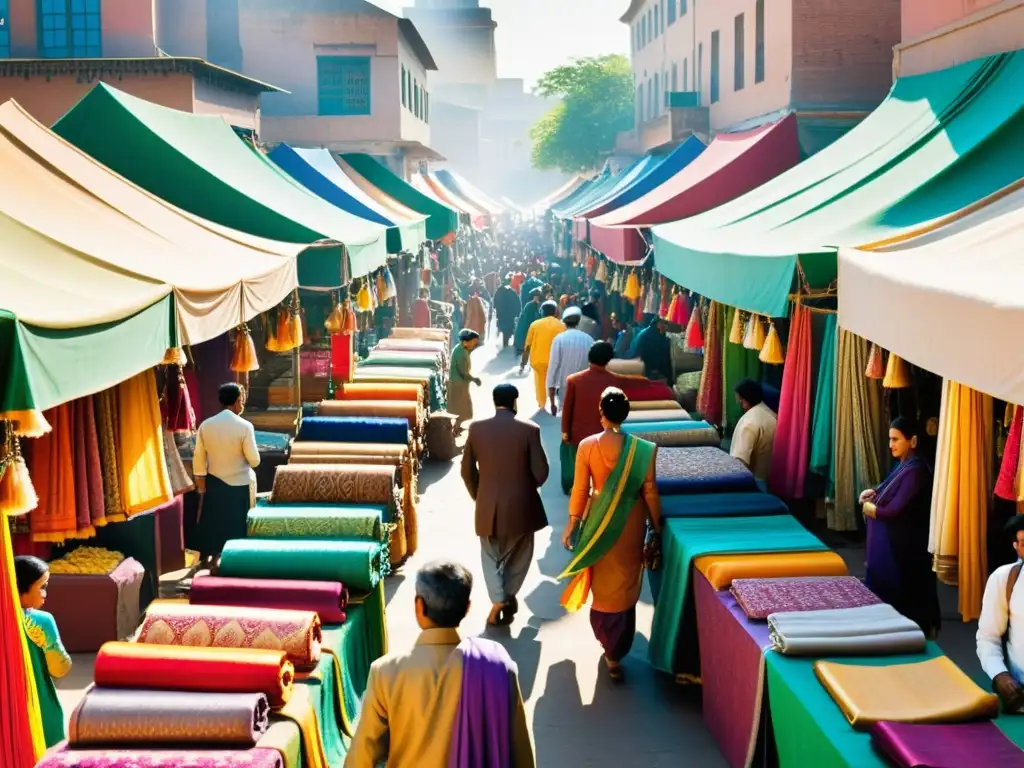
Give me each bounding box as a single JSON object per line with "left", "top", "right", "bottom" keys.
{"left": 870, "top": 721, "right": 1024, "bottom": 767}
{"left": 731, "top": 576, "right": 880, "bottom": 620}
{"left": 37, "top": 744, "right": 284, "bottom": 768}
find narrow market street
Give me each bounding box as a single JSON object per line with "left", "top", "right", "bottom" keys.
{"left": 383, "top": 322, "right": 727, "bottom": 767}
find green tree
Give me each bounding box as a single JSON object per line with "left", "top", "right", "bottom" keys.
{"left": 530, "top": 55, "right": 634, "bottom": 173}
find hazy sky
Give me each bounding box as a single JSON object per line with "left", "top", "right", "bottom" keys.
{"left": 381, "top": 0, "right": 631, "bottom": 87}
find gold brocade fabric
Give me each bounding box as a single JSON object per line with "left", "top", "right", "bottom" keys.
{"left": 813, "top": 656, "right": 999, "bottom": 729}
{"left": 115, "top": 370, "right": 172, "bottom": 516}
{"left": 270, "top": 465, "right": 399, "bottom": 506}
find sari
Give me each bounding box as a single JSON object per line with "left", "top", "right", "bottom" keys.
{"left": 559, "top": 433, "right": 657, "bottom": 612}
{"left": 23, "top": 609, "right": 71, "bottom": 748}
{"left": 448, "top": 637, "right": 514, "bottom": 768}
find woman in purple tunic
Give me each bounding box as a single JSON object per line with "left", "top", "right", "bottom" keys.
{"left": 860, "top": 416, "right": 941, "bottom": 637}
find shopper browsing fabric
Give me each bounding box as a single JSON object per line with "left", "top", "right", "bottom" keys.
{"left": 559, "top": 388, "right": 661, "bottom": 680}
{"left": 412, "top": 288, "right": 432, "bottom": 328}
{"left": 730, "top": 378, "right": 778, "bottom": 485}
{"left": 978, "top": 515, "right": 1024, "bottom": 713}
{"left": 15, "top": 556, "right": 71, "bottom": 748}
{"left": 860, "top": 416, "right": 941, "bottom": 637}
{"left": 519, "top": 301, "right": 565, "bottom": 408}
{"left": 193, "top": 383, "right": 260, "bottom": 561}
{"left": 546, "top": 306, "right": 593, "bottom": 417}
{"left": 630, "top": 316, "right": 673, "bottom": 381}
{"left": 461, "top": 384, "right": 549, "bottom": 627}
{"left": 448, "top": 329, "right": 482, "bottom": 436}
{"left": 345, "top": 560, "right": 535, "bottom": 767}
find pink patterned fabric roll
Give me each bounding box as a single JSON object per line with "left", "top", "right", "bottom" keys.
{"left": 37, "top": 745, "right": 284, "bottom": 768}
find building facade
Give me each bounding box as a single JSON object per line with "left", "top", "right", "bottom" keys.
{"left": 896, "top": 0, "right": 1024, "bottom": 77}
{"left": 0, "top": 0, "right": 274, "bottom": 129}
{"left": 618, "top": 0, "right": 901, "bottom": 155}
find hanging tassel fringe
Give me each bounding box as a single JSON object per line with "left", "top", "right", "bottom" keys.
{"left": 3, "top": 410, "right": 51, "bottom": 438}
{"left": 743, "top": 314, "right": 766, "bottom": 350}
{"left": 0, "top": 437, "right": 38, "bottom": 517}
{"left": 883, "top": 353, "right": 912, "bottom": 389}
{"left": 685, "top": 303, "right": 704, "bottom": 348}
{"left": 230, "top": 326, "right": 260, "bottom": 373}
{"left": 728, "top": 309, "right": 745, "bottom": 345}
{"left": 162, "top": 347, "right": 187, "bottom": 367}
{"left": 759, "top": 322, "right": 785, "bottom": 364}
{"left": 865, "top": 343, "right": 885, "bottom": 379}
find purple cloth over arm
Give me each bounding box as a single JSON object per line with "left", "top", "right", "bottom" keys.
{"left": 449, "top": 636, "right": 514, "bottom": 768}
{"left": 870, "top": 721, "right": 1024, "bottom": 767}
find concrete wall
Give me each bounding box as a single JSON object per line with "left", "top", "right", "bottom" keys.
{"left": 896, "top": 0, "right": 1024, "bottom": 76}
{"left": 157, "top": 0, "right": 208, "bottom": 59}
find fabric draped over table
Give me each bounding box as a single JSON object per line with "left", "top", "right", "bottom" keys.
{"left": 768, "top": 304, "right": 812, "bottom": 498}
{"left": 769, "top": 603, "right": 926, "bottom": 656}
{"left": 870, "top": 721, "right": 1024, "bottom": 768}
{"left": 929, "top": 379, "right": 993, "bottom": 621}
{"left": 248, "top": 505, "right": 384, "bottom": 542}
{"left": 191, "top": 576, "right": 349, "bottom": 624}
{"left": 655, "top": 447, "right": 757, "bottom": 495}
{"left": 94, "top": 642, "right": 295, "bottom": 708}
{"left": 723, "top": 306, "right": 763, "bottom": 431}
{"left": 68, "top": 688, "right": 270, "bottom": 746}
{"left": 832, "top": 329, "right": 888, "bottom": 532}
{"left": 219, "top": 539, "right": 384, "bottom": 592}
{"left": 37, "top": 747, "right": 285, "bottom": 768}
{"left": 697, "top": 302, "right": 724, "bottom": 426}
{"left": 810, "top": 314, "right": 838, "bottom": 497}
{"left": 813, "top": 655, "right": 999, "bottom": 729}
{"left": 116, "top": 370, "right": 172, "bottom": 516}
{"left": 661, "top": 492, "right": 788, "bottom": 519}
{"left": 137, "top": 602, "right": 322, "bottom": 670}
{"left": 296, "top": 416, "right": 409, "bottom": 446}
{"left": 730, "top": 575, "right": 880, "bottom": 620}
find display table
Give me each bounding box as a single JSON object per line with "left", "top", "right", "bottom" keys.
{"left": 45, "top": 557, "right": 146, "bottom": 653}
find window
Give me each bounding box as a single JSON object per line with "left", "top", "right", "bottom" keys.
{"left": 640, "top": 16, "right": 646, "bottom": 47}
{"left": 667, "top": 0, "right": 676, "bottom": 25}
{"left": 671, "top": 62, "right": 677, "bottom": 91}
{"left": 755, "top": 0, "right": 765, "bottom": 83}
{"left": 424, "top": 90, "right": 429, "bottom": 123}
{"left": 680, "top": 0, "right": 687, "bottom": 16}
{"left": 653, "top": 5, "right": 659, "bottom": 38}
{"left": 683, "top": 58, "right": 688, "bottom": 91}
{"left": 734, "top": 14, "right": 745, "bottom": 91}
{"left": 401, "top": 64, "right": 407, "bottom": 108}
{"left": 317, "top": 56, "right": 371, "bottom": 116}
{"left": 0, "top": 0, "right": 10, "bottom": 58}
{"left": 653, "top": 73, "right": 660, "bottom": 114}
{"left": 710, "top": 31, "right": 720, "bottom": 103}
{"left": 636, "top": 85, "right": 643, "bottom": 126}
{"left": 697, "top": 43, "right": 703, "bottom": 98}
{"left": 414, "top": 80, "right": 421, "bottom": 118}
{"left": 647, "top": 9, "right": 652, "bottom": 42}
{"left": 646, "top": 78, "right": 653, "bottom": 121}
{"left": 39, "top": 0, "right": 102, "bottom": 58}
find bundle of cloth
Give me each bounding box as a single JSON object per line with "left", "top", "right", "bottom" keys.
{"left": 352, "top": 367, "right": 445, "bottom": 412}
{"left": 317, "top": 399, "right": 425, "bottom": 448}
{"left": 389, "top": 327, "right": 450, "bottom": 344}
{"left": 622, "top": 419, "right": 720, "bottom": 448}
{"left": 694, "top": 550, "right": 848, "bottom": 590}
{"left": 869, "top": 721, "right": 1024, "bottom": 767}
{"left": 731, "top": 575, "right": 880, "bottom": 620}
{"left": 768, "top": 603, "right": 927, "bottom": 656}
{"left": 660, "top": 492, "right": 788, "bottom": 519}
{"left": 655, "top": 446, "right": 758, "bottom": 496}
{"left": 375, "top": 338, "right": 449, "bottom": 364}
{"left": 361, "top": 349, "right": 446, "bottom": 377}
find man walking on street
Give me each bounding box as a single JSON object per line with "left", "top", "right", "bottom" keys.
{"left": 546, "top": 306, "right": 592, "bottom": 417}
{"left": 448, "top": 329, "right": 482, "bottom": 436}
{"left": 519, "top": 300, "right": 565, "bottom": 409}
{"left": 461, "top": 384, "right": 549, "bottom": 627}
{"left": 493, "top": 277, "right": 522, "bottom": 350}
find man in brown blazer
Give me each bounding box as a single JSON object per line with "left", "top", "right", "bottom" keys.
{"left": 344, "top": 560, "right": 535, "bottom": 768}
{"left": 461, "top": 383, "right": 549, "bottom": 626}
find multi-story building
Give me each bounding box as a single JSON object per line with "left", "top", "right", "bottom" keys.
{"left": 895, "top": 0, "right": 1024, "bottom": 77}
{"left": 618, "top": 0, "right": 901, "bottom": 155}
{"left": 0, "top": 0, "right": 276, "bottom": 130}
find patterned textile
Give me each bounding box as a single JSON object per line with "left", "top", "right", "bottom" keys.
{"left": 317, "top": 401, "right": 422, "bottom": 434}
{"left": 190, "top": 576, "right": 348, "bottom": 625}
{"left": 37, "top": 746, "right": 284, "bottom": 768}
{"left": 69, "top": 689, "right": 270, "bottom": 746}
{"left": 625, "top": 424, "right": 720, "bottom": 448}
{"left": 247, "top": 506, "right": 384, "bottom": 542}
{"left": 870, "top": 721, "right": 1024, "bottom": 768}
{"left": 296, "top": 417, "right": 409, "bottom": 446}
{"left": 731, "top": 576, "right": 881, "bottom": 620}
{"left": 696, "top": 302, "right": 724, "bottom": 426}
{"left": 137, "top": 603, "right": 321, "bottom": 670}
{"left": 219, "top": 539, "right": 383, "bottom": 592}
{"left": 162, "top": 430, "right": 193, "bottom": 496}
{"left": 655, "top": 447, "right": 757, "bottom": 495}
{"left": 72, "top": 397, "right": 106, "bottom": 533}
{"left": 270, "top": 465, "right": 399, "bottom": 506}
{"left": 93, "top": 643, "right": 294, "bottom": 709}
{"left": 94, "top": 390, "right": 126, "bottom": 521}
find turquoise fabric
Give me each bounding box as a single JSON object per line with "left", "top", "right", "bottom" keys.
{"left": 809, "top": 314, "right": 838, "bottom": 495}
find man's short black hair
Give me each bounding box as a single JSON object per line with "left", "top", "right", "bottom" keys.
{"left": 588, "top": 341, "right": 614, "bottom": 367}
{"left": 734, "top": 378, "right": 763, "bottom": 407}
{"left": 218, "top": 382, "right": 243, "bottom": 408}
{"left": 415, "top": 560, "right": 472, "bottom": 628}
{"left": 493, "top": 383, "right": 519, "bottom": 409}
{"left": 1005, "top": 515, "right": 1024, "bottom": 542}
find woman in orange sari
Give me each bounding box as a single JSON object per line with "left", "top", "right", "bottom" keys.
{"left": 560, "top": 387, "right": 662, "bottom": 679}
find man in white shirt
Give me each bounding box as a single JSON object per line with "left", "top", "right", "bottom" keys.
{"left": 729, "top": 378, "right": 777, "bottom": 486}
{"left": 546, "top": 306, "right": 593, "bottom": 419}
{"left": 977, "top": 516, "right": 1024, "bottom": 712}
{"left": 192, "top": 382, "right": 260, "bottom": 561}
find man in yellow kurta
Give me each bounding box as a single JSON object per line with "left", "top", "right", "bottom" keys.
{"left": 344, "top": 561, "right": 535, "bottom": 768}
{"left": 519, "top": 301, "right": 565, "bottom": 408}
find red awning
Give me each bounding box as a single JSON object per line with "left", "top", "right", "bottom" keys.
{"left": 588, "top": 114, "right": 800, "bottom": 263}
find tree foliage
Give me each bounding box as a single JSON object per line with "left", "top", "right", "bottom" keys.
{"left": 529, "top": 55, "right": 634, "bottom": 173}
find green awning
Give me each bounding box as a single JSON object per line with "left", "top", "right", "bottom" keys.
{"left": 340, "top": 153, "right": 458, "bottom": 241}
{"left": 52, "top": 83, "right": 388, "bottom": 279}
{"left": 653, "top": 52, "right": 1024, "bottom": 317}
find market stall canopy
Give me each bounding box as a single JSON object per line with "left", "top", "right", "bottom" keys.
{"left": 552, "top": 168, "right": 620, "bottom": 218}
{"left": 590, "top": 116, "right": 799, "bottom": 264}
{"left": 52, "top": 83, "right": 387, "bottom": 279}
{"left": 434, "top": 169, "right": 504, "bottom": 215}
{"left": 570, "top": 155, "right": 663, "bottom": 240}
{"left": 269, "top": 144, "right": 427, "bottom": 253}
{"left": 546, "top": 177, "right": 594, "bottom": 215}
{"left": 422, "top": 171, "right": 488, "bottom": 220}
{"left": 528, "top": 176, "right": 584, "bottom": 213}
{"left": 0, "top": 100, "right": 302, "bottom": 413}
{"left": 652, "top": 52, "right": 1024, "bottom": 317}
{"left": 340, "top": 153, "right": 458, "bottom": 241}
{"left": 839, "top": 181, "right": 1024, "bottom": 404}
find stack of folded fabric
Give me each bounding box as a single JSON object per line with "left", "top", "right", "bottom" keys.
{"left": 769, "top": 603, "right": 927, "bottom": 656}
{"left": 296, "top": 416, "right": 410, "bottom": 447}
{"left": 388, "top": 327, "right": 450, "bottom": 344}
{"left": 695, "top": 550, "right": 848, "bottom": 590}
{"left": 626, "top": 407, "right": 692, "bottom": 423}
{"left": 318, "top": 399, "right": 425, "bottom": 445}
{"left": 731, "top": 575, "right": 880, "bottom": 620}
{"left": 869, "top": 721, "right": 1024, "bottom": 766}
{"left": 334, "top": 382, "right": 423, "bottom": 407}
{"left": 190, "top": 575, "right": 349, "bottom": 624}
{"left": 630, "top": 400, "right": 685, "bottom": 412}
{"left": 655, "top": 446, "right": 758, "bottom": 495}
{"left": 814, "top": 655, "right": 999, "bottom": 729}
{"left": 661, "top": 492, "right": 788, "bottom": 519}
{"left": 622, "top": 419, "right": 720, "bottom": 448}
{"left": 352, "top": 366, "right": 444, "bottom": 412}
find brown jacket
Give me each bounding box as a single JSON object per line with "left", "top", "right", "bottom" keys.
{"left": 344, "top": 628, "right": 535, "bottom": 768}
{"left": 462, "top": 409, "right": 549, "bottom": 537}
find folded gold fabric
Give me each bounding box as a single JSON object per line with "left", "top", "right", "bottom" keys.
{"left": 694, "top": 550, "right": 848, "bottom": 590}
{"left": 630, "top": 400, "right": 683, "bottom": 411}
{"left": 813, "top": 655, "right": 999, "bottom": 729}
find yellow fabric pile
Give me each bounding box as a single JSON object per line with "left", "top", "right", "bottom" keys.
{"left": 48, "top": 546, "right": 125, "bottom": 575}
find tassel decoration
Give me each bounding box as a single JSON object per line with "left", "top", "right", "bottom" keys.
{"left": 162, "top": 347, "right": 186, "bottom": 367}
{"left": 659, "top": 287, "right": 672, "bottom": 319}
{"left": 883, "top": 353, "right": 912, "bottom": 389}
{"left": 230, "top": 326, "right": 260, "bottom": 373}
{"left": 595, "top": 259, "right": 608, "bottom": 284}
{"left": 356, "top": 281, "right": 372, "bottom": 312}
{"left": 685, "top": 303, "right": 704, "bottom": 349}
{"left": 623, "top": 271, "right": 641, "bottom": 301}
{"left": 0, "top": 437, "right": 38, "bottom": 516}
{"left": 341, "top": 299, "right": 356, "bottom": 335}
{"left": 265, "top": 312, "right": 282, "bottom": 352}
{"left": 743, "top": 314, "right": 766, "bottom": 350}
{"left": 865, "top": 343, "right": 885, "bottom": 379}
{"left": 289, "top": 309, "right": 304, "bottom": 349}
{"left": 2, "top": 410, "right": 51, "bottom": 438}
{"left": 728, "top": 309, "right": 745, "bottom": 345}
{"left": 759, "top": 321, "right": 785, "bottom": 364}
